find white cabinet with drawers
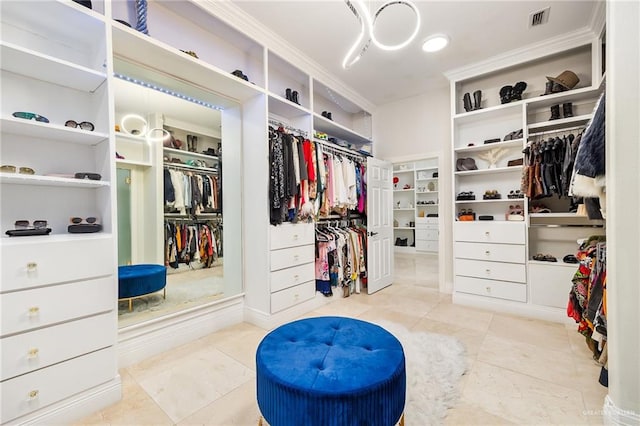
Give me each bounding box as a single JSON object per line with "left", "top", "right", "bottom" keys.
{"left": 415, "top": 219, "right": 439, "bottom": 253}
{"left": 0, "top": 2, "right": 118, "bottom": 423}
{"left": 453, "top": 222, "right": 527, "bottom": 303}
{"left": 269, "top": 222, "right": 316, "bottom": 313}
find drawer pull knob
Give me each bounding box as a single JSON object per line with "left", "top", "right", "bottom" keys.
{"left": 293, "top": 234, "right": 299, "bottom": 240}
{"left": 293, "top": 255, "right": 299, "bottom": 261}
{"left": 28, "top": 306, "right": 40, "bottom": 316}
{"left": 486, "top": 286, "right": 491, "bottom": 293}
{"left": 294, "top": 294, "right": 299, "bottom": 300}
{"left": 294, "top": 274, "right": 299, "bottom": 280}
{"left": 485, "top": 251, "right": 491, "bottom": 256}
{"left": 485, "top": 269, "right": 491, "bottom": 275}
{"left": 484, "top": 232, "right": 490, "bottom": 237}
{"left": 28, "top": 390, "right": 39, "bottom": 400}
{"left": 27, "top": 262, "right": 38, "bottom": 272}
{"left": 28, "top": 348, "right": 39, "bottom": 359}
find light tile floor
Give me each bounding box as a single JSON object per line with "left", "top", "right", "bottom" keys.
{"left": 78, "top": 255, "right": 607, "bottom": 425}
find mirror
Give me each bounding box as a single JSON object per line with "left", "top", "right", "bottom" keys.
{"left": 113, "top": 75, "right": 242, "bottom": 327}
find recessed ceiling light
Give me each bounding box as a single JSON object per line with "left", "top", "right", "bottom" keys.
{"left": 422, "top": 34, "right": 449, "bottom": 52}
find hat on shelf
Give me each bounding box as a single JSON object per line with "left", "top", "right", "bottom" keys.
{"left": 456, "top": 157, "right": 478, "bottom": 171}
{"left": 202, "top": 147, "right": 217, "bottom": 156}
{"left": 546, "top": 70, "right": 580, "bottom": 90}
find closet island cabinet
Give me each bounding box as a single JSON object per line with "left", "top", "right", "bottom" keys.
{"left": 447, "top": 25, "right": 606, "bottom": 322}
{"left": 0, "top": 1, "right": 119, "bottom": 424}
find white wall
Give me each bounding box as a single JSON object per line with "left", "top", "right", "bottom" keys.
{"left": 373, "top": 87, "right": 454, "bottom": 293}
{"left": 373, "top": 88, "right": 450, "bottom": 159}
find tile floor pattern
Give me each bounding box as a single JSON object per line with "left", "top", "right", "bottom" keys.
{"left": 79, "top": 255, "right": 608, "bottom": 425}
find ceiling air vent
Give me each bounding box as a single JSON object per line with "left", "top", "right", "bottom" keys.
{"left": 529, "top": 7, "right": 550, "bottom": 27}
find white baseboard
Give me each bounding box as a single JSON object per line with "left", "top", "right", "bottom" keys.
{"left": 453, "top": 292, "right": 573, "bottom": 324}
{"left": 10, "top": 378, "right": 121, "bottom": 426}
{"left": 244, "top": 293, "right": 332, "bottom": 330}
{"left": 604, "top": 394, "right": 640, "bottom": 425}
{"left": 117, "top": 295, "right": 244, "bottom": 368}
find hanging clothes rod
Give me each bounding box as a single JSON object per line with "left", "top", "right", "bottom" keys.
{"left": 314, "top": 138, "right": 366, "bottom": 160}
{"left": 528, "top": 125, "right": 586, "bottom": 138}
{"left": 164, "top": 163, "right": 218, "bottom": 174}
{"left": 268, "top": 119, "right": 308, "bottom": 137}
{"left": 164, "top": 216, "right": 222, "bottom": 223}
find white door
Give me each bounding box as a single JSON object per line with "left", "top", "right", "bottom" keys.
{"left": 367, "top": 157, "right": 393, "bottom": 293}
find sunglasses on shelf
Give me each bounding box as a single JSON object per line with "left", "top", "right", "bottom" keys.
{"left": 13, "top": 112, "right": 49, "bottom": 123}
{"left": 15, "top": 220, "right": 48, "bottom": 229}
{"left": 0, "top": 165, "right": 35, "bottom": 174}
{"left": 70, "top": 217, "right": 99, "bottom": 225}
{"left": 65, "top": 120, "right": 95, "bottom": 131}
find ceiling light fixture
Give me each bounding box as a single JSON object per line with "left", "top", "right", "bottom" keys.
{"left": 343, "top": 0, "right": 421, "bottom": 69}
{"left": 422, "top": 34, "right": 449, "bottom": 52}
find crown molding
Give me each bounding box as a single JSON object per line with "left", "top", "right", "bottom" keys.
{"left": 196, "top": 0, "right": 376, "bottom": 113}
{"left": 444, "top": 27, "right": 596, "bottom": 83}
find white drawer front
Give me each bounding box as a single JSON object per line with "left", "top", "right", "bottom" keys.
{"left": 270, "top": 222, "right": 315, "bottom": 250}
{"left": 270, "top": 281, "right": 315, "bottom": 313}
{"left": 1, "top": 237, "right": 114, "bottom": 293}
{"left": 455, "top": 259, "right": 526, "bottom": 283}
{"left": 529, "top": 263, "right": 576, "bottom": 308}
{"left": 454, "top": 222, "right": 525, "bottom": 244}
{"left": 416, "top": 222, "right": 438, "bottom": 229}
{"left": 416, "top": 241, "right": 438, "bottom": 252}
{"left": 455, "top": 242, "right": 525, "bottom": 264}
{"left": 455, "top": 276, "right": 527, "bottom": 302}
{"left": 415, "top": 229, "right": 438, "bottom": 241}
{"left": 270, "top": 244, "right": 315, "bottom": 272}
{"left": 1, "top": 347, "right": 116, "bottom": 424}
{"left": 1, "top": 312, "right": 114, "bottom": 381}
{"left": 270, "top": 262, "right": 315, "bottom": 293}
{"left": 1, "top": 276, "right": 114, "bottom": 337}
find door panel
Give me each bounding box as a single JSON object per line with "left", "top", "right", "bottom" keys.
{"left": 367, "top": 157, "right": 393, "bottom": 293}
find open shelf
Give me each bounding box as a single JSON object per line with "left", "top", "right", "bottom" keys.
{"left": 0, "top": 42, "right": 107, "bottom": 92}
{"left": 313, "top": 114, "right": 372, "bottom": 146}
{"left": 455, "top": 139, "right": 523, "bottom": 154}
{"left": 528, "top": 114, "right": 593, "bottom": 132}
{"left": 455, "top": 166, "right": 523, "bottom": 176}
{"left": 112, "top": 25, "right": 264, "bottom": 110}
{"left": 0, "top": 173, "right": 110, "bottom": 188}
{"left": 1, "top": 117, "right": 109, "bottom": 145}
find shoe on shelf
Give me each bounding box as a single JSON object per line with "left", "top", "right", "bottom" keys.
{"left": 285, "top": 88, "right": 292, "bottom": 101}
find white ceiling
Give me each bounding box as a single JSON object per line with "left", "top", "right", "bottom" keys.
{"left": 234, "top": 0, "right": 600, "bottom": 105}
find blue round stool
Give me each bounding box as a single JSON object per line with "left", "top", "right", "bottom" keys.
{"left": 256, "top": 316, "right": 406, "bottom": 426}
{"left": 118, "top": 264, "right": 167, "bottom": 311}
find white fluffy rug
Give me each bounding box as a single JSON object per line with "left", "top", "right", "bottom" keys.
{"left": 374, "top": 321, "right": 468, "bottom": 426}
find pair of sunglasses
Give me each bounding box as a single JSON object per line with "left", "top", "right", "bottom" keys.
{"left": 15, "top": 220, "right": 48, "bottom": 229}
{"left": 70, "top": 217, "right": 99, "bottom": 225}
{"left": 1, "top": 165, "right": 35, "bottom": 174}
{"left": 65, "top": 120, "right": 95, "bottom": 131}
{"left": 13, "top": 111, "right": 49, "bottom": 123}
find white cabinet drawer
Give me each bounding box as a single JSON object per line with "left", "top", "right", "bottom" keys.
{"left": 454, "top": 222, "right": 525, "bottom": 244}
{"left": 270, "top": 262, "right": 315, "bottom": 293}
{"left": 455, "top": 258, "right": 526, "bottom": 283}
{"left": 455, "top": 276, "right": 527, "bottom": 302}
{"left": 416, "top": 241, "right": 438, "bottom": 252}
{"left": 416, "top": 222, "right": 438, "bottom": 229}
{"left": 415, "top": 229, "right": 438, "bottom": 241}
{"left": 1, "top": 312, "right": 114, "bottom": 381}
{"left": 1, "top": 236, "right": 114, "bottom": 293}
{"left": 270, "top": 222, "right": 315, "bottom": 250}
{"left": 1, "top": 347, "right": 116, "bottom": 424}
{"left": 270, "top": 281, "right": 315, "bottom": 313}
{"left": 1, "top": 276, "right": 114, "bottom": 337}
{"left": 455, "top": 242, "right": 525, "bottom": 263}
{"left": 270, "top": 244, "right": 315, "bottom": 271}
{"left": 529, "top": 263, "right": 577, "bottom": 308}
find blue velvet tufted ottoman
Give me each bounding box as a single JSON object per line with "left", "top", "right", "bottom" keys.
{"left": 256, "top": 316, "right": 406, "bottom": 426}
{"left": 117, "top": 264, "right": 167, "bottom": 311}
